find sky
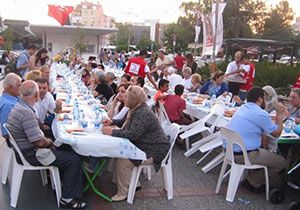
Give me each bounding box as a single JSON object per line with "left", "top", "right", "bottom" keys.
{"left": 0, "top": 0, "right": 299, "bottom": 26}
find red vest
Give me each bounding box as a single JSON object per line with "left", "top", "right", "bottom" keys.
{"left": 240, "top": 63, "right": 255, "bottom": 91}
{"left": 293, "top": 74, "right": 300, "bottom": 88}
{"left": 124, "top": 57, "right": 147, "bottom": 78}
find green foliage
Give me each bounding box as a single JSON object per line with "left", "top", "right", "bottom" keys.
{"left": 177, "top": 0, "right": 212, "bottom": 44}
{"left": 71, "top": 28, "right": 86, "bottom": 55}
{"left": 0, "top": 28, "right": 14, "bottom": 52}
{"left": 110, "top": 23, "right": 134, "bottom": 51}
{"left": 162, "top": 23, "right": 189, "bottom": 52}
{"left": 136, "top": 35, "right": 158, "bottom": 51}
{"left": 261, "top": 0, "right": 294, "bottom": 40}
{"left": 197, "top": 61, "right": 300, "bottom": 94}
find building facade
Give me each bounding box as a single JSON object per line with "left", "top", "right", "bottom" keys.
{"left": 71, "top": 1, "right": 114, "bottom": 28}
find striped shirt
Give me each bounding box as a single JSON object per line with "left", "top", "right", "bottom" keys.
{"left": 7, "top": 100, "right": 44, "bottom": 151}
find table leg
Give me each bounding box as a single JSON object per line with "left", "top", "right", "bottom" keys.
{"left": 83, "top": 159, "right": 113, "bottom": 203}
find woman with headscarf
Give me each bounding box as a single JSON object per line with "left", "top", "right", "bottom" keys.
{"left": 102, "top": 86, "right": 170, "bottom": 202}
{"left": 262, "top": 85, "right": 278, "bottom": 113}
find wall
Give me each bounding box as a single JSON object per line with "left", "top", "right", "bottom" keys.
{"left": 45, "top": 33, "right": 98, "bottom": 57}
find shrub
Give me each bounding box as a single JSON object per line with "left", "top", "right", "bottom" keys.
{"left": 197, "top": 61, "right": 300, "bottom": 95}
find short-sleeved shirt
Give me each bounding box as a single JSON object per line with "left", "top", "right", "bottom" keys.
{"left": 183, "top": 77, "right": 193, "bottom": 90}
{"left": 33, "top": 92, "right": 56, "bottom": 123}
{"left": 164, "top": 95, "right": 186, "bottom": 122}
{"left": 156, "top": 56, "right": 172, "bottom": 68}
{"left": 16, "top": 51, "right": 30, "bottom": 79}
{"left": 124, "top": 56, "right": 149, "bottom": 78}
{"left": 154, "top": 90, "right": 167, "bottom": 104}
{"left": 7, "top": 100, "right": 44, "bottom": 151}
{"left": 225, "top": 61, "right": 240, "bottom": 75}
{"left": 174, "top": 55, "right": 185, "bottom": 71}
{"left": 226, "top": 102, "right": 278, "bottom": 152}
{"left": 0, "top": 92, "right": 19, "bottom": 136}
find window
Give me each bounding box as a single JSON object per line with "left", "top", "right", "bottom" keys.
{"left": 85, "top": 44, "right": 95, "bottom": 53}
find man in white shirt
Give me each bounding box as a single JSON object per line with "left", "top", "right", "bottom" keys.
{"left": 34, "top": 78, "right": 62, "bottom": 127}
{"left": 155, "top": 49, "right": 174, "bottom": 70}
{"left": 225, "top": 51, "right": 243, "bottom": 96}
{"left": 166, "top": 66, "right": 183, "bottom": 90}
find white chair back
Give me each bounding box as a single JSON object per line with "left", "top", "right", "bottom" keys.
{"left": 220, "top": 127, "right": 252, "bottom": 166}
{"left": 156, "top": 101, "right": 171, "bottom": 124}
{"left": 161, "top": 123, "right": 180, "bottom": 165}
{"left": 3, "top": 123, "right": 31, "bottom": 166}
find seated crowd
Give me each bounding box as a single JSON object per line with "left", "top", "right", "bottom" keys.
{"left": 0, "top": 46, "right": 299, "bottom": 208}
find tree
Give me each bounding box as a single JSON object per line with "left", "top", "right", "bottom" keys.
{"left": 223, "top": 0, "right": 267, "bottom": 38}
{"left": 71, "top": 28, "right": 86, "bottom": 55}
{"left": 162, "top": 23, "right": 189, "bottom": 52}
{"left": 262, "top": 0, "right": 294, "bottom": 40}
{"left": 177, "top": 0, "right": 267, "bottom": 39}
{"left": 177, "top": 0, "right": 212, "bottom": 44}
{"left": 109, "top": 23, "right": 134, "bottom": 51}
{"left": 0, "top": 28, "right": 14, "bottom": 52}
{"left": 136, "top": 35, "right": 158, "bottom": 51}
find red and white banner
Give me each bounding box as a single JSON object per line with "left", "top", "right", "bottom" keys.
{"left": 48, "top": 5, "right": 73, "bottom": 26}
{"left": 202, "top": 3, "right": 226, "bottom": 56}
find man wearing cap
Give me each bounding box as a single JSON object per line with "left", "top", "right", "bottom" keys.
{"left": 6, "top": 80, "right": 86, "bottom": 208}
{"left": 124, "top": 49, "right": 158, "bottom": 90}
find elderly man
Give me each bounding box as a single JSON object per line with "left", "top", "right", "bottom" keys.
{"left": 6, "top": 80, "right": 86, "bottom": 209}
{"left": 16, "top": 44, "right": 37, "bottom": 79}
{"left": 0, "top": 73, "right": 22, "bottom": 139}
{"left": 93, "top": 70, "right": 114, "bottom": 104}
{"left": 226, "top": 87, "right": 286, "bottom": 192}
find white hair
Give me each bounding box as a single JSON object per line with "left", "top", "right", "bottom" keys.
{"left": 3, "top": 73, "right": 21, "bottom": 89}
{"left": 95, "top": 70, "right": 105, "bottom": 82}
{"left": 20, "top": 81, "right": 39, "bottom": 97}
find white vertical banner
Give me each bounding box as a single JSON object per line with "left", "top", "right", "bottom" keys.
{"left": 202, "top": 3, "right": 226, "bottom": 56}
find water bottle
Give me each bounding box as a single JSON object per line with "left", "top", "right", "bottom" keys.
{"left": 79, "top": 110, "right": 85, "bottom": 120}
{"left": 73, "top": 99, "right": 80, "bottom": 120}
{"left": 210, "top": 94, "right": 216, "bottom": 107}
{"left": 284, "top": 117, "right": 292, "bottom": 133}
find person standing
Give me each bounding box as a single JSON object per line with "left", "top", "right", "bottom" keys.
{"left": 16, "top": 44, "right": 37, "bottom": 79}
{"left": 224, "top": 51, "right": 243, "bottom": 96}
{"left": 174, "top": 52, "right": 185, "bottom": 76}
{"left": 124, "top": 49, "right": 158, "bottom": 90}
{"left": 183, "top": 53, "right": 197, "bottom": 74}
{"left": 238, "top": 54, "right": 255, "bottom": 101}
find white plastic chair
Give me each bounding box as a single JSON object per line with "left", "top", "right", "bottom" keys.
{"left": 3, "top": 124, "right": 62, "bottom": 208}
{"left": 1, "top": 142, "right": 14, "bottom": 185}
{"left": 180, "top": 103, "right": 225, "bottom": 150}
{"left": 215, "top": 127, "right": 269, "bottom": 202}
{"left": 126, "top": 123, "right": 180, "bottom": 204}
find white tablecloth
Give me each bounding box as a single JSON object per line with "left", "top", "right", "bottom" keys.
{"left": 52, "top": 119, "right": 146, "bottom": 160}
{"left": 51, "top": 63, "right": 147, "bottom": 160}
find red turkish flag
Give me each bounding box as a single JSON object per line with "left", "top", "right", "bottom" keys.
{"left": 48, "top": 5, "right": 73, "bottom": 26}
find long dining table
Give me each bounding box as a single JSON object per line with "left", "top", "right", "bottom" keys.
{"left": 50, "top": 63, "right": 147, "bottom": 202}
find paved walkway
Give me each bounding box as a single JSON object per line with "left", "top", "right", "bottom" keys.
{"left": 0, "top": 138, "right": 297, "bottom": 210}
{"left": 0, "top": 79, "right": 297, "bottom": 209}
